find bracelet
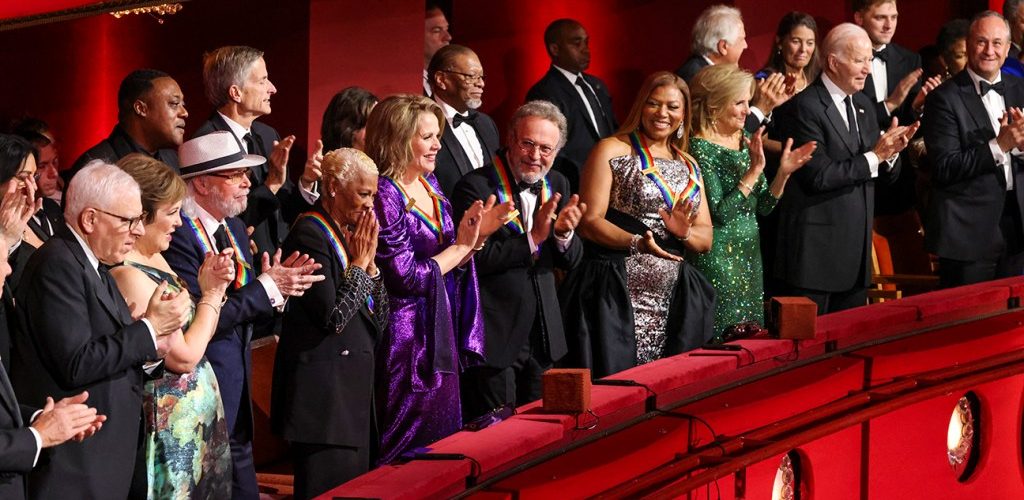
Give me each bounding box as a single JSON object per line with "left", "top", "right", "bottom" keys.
{"left": 197, "top": 301, "right": 221, "bottom": 315}
{"left": 680, "top": 227, "right": 692, "bottom": 241}
{"left": 738, "top": 179, "right": 756, "bottom": 193}
{"left": 629, "top": 234, "right": 642, "bottom": 256}
{"left": 473, "top": 241, "right": 486, "bottom": 251}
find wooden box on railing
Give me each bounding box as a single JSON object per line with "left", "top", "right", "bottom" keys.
{"left": 770, "top": 297, "right": 817, "bottom": 340}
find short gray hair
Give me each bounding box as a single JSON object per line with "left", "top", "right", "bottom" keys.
{"left": 203, "top": 45, "right": 264, "bottom": 109}
{"left": 971, "top": 10, "right": 1011, "bottom": 37}
{"left": 822, "top": 23, "right": 870, "bottom": 61}
{"left": 65, "top": 160, "right": 141, "bottom": 223}
{"left": 323, "top": 148, "right": 379, "bottom": 188}
{"left": 692, "top": 5, "right": 743, "bottom": 56}
{"left": 507, "top": 100, "right": 569, "bottom": 150}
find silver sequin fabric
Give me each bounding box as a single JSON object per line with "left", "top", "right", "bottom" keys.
{"left": 609, "top": 154, "right": 701, "bottom": 364}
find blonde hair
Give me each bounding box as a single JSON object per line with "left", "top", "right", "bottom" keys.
{"left": 115, "top": 153, "right": 186, "bottom": 223}
{"left": 689, "top": 64, "right": 756, "bottom": 136}
{"left": 322, "top": 148, "right": 379, "bottom": 189}
{"left": 363, "top": 94, "right": 445, "bottom": 179}
{"left": 616, "top": 71, "right": 692, "bottom": 152}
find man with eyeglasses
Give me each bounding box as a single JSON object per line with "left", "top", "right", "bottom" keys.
{"left": 450, "top": 101, "right": 585, "bottom": 422}
{"left": 428, "top": 44, "right": 501, "bottom": 197}
{"left": 11, "top": 161, "right": 190, "bottom": 499}
{"left": 165, "top": 131, "right": 324, "bottom": 499}
{"left": 526, "top": 19, "right": 618, "bottom": 193}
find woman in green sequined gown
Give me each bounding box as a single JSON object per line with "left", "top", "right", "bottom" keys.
{"left": 111, "top": 155, "right": 235, "bottom": 499}
{"left": 686, "top": 65, "right": 816, "bottom": 337}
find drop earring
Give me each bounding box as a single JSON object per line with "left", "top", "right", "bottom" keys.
{"left": 676, "top": 125, "right": 684, "bottom": 139}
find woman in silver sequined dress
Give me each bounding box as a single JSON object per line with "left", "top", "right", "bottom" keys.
{"left": 560, "top": 71, "right": 715, "bottom": 377}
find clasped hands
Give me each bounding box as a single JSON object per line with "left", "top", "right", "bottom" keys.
{"left": 31, "top": 391, "right": 106, "bottom": 448}
{"left": 997, "top": 108, "right": 1024, "bottom": 153}
{"left": 457, "top": 194, "right": 588, "bottom": 250}
{"left": 873, "top": 117, "right": 920, "bottom": 161}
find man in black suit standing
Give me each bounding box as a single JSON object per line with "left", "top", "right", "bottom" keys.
{"left": 923, "top": 11, "right": 1024, "bottom": 288}
{"left": 854, "top": 0, "right": 926, "bottom": 131}
{"left": 165, "top": 132, "right": 324, "bottom": 499}
{"left": 773, "top": 23, "right": 917, "bottom": 314}
{"left": 676, "top": 5, "right": 788, "bottom": 135}
{"left": 526, "top": 19, "right": 617, "bottom": 192}
{"left": 66, "top": 69, "right": 188, "bottom": 184}
{"left": 195, "top": 45, "right": 322, "bottom": 258}
{"left": 0, "top": 236, "right": 106, "bottom": 500}
{"left": 451, "top": 101, "right": 585, "bottom": 421}
{"left": 12, "top": 161, "right": 189, "bottom": 499}
{"left": 428, "top": 44, "right": 501, "bottom": 198}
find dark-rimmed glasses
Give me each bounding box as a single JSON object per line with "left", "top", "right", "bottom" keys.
{"left": 206, "top": 170, "right": 250, "bottom": 185}
{"left": 441, "top": 69, "right": 486, "bottom": 84}
{"left": 93, "top": 207, "right": 146, "bottom": 231}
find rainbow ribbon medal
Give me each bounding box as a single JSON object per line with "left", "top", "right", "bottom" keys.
{"left": 185, "top": 217, "right": 252, "bottom": 289}
{"left": 297, "top": 212, "right": 374, "bottom": 313}
{"left": 491, "top": 154, "right": 552, "bottom": 235}
{"left": 385, "top": 176, "right": 445, "bottom": 244}
{"left": 629, "top": 131, "right": 700, "bottom": 209}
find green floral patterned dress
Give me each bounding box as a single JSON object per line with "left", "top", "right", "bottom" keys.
{"left": 687, "top": 136, "right": 779, "bottom": 337}
{"left": 127, "top": 261, "right": 232, "bottom": 500}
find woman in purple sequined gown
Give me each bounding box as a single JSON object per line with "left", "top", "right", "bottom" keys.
{"left": 365, "top": 95, "right": 488, "bottom": 463}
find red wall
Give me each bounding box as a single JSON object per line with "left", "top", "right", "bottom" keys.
{"left": 0, "top": 0, "right": 985, "bottom": 168}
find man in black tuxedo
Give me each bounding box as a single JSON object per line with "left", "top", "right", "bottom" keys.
{"left": 165, "top": 131, "right": 323, "bottom": 499}
{"left": 12, "top": 162, "right": 189, "bottom": 499}
{"left": 526, "top": 19, "right": 617, "bottom": 192}
{"left": 66, "top": 69, "right": 187, "bottom": 187}
{"left": 923, "top": 12, "right": 1024, "bottom": 288}
{"left": 0, "top": 236, "right": 107, "bottom": 500}
{"left": 452, "top": 101, "right": 585, "bottom": 421}
{"left": 428, "top": 44, "right": 501, "bottom": 198}
{"left": 676, "top": 5, "right": 788, "bottom": 135}
{"left": 195, "top": 45, "right": 321, "bottom": 258}
{"left": 773, "top": 23, "right": 917, "bottom": 314}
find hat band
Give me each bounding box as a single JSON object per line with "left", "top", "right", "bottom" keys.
{"left": 180, "top": 151, "right": 247, "bottom": 177}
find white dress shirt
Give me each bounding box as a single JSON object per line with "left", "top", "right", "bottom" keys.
{"left": 517, "top": 182, "right": 573, "bottom": 254}
{"left": 435, "top": 96, "right": 486, "bottom": 169}
{"left": 966, "top": 68, "right": 1016, "bottom": 190}
{"left": 821, "top": 74, "right": 886, "bottom": 177}
{"left": 552, "top": 64, "right": 603, "bottom": 134}
{"left": 871, "top": 44, "right": 889, "bottom": 110}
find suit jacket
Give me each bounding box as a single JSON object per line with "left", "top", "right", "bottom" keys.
{"left": 861, "top": 42, "right": 922, "bottom": 130}
{"left": 8, "top": 199, "right": 63, "bottom": 291}
{"left": 64, "top": 125, "right": 180, "bottom": 189}
{"left": 0, "top": 357, "right": 36, "bottom": 500}
{"left": 675, "top": 54, "right": 709, "bottom": 83}
{"left": 450, "top": 154, "right": 583, "bottom": 368}
{"left": 11, "top": 225, "right": 156, "bottom": 499}
{"left": 194, "top": 114, "right": 313, "bottom": 256}
{"left": 272, "top": 203, "right": 385, "bottom": 448}
{"left": 163, "top": 214, "right": 275, "bottom": 439}
{"left": 434, "top": 110, "right": 500, "bottom": 198}
{"left": 772, "top": 77, "right": 897, "bottom": 291}
{"left": 922, "top": 71, "right": 1024, "bottom": 261}
{"left": 526, "top": 66, "right": 618, "bottom": 189}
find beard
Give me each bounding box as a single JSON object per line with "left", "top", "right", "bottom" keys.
{"left": 210, "top": 184, "right": 249, "bottom": 218}
{"left": 466, "top": 98, "right": 482, "bottom": 110}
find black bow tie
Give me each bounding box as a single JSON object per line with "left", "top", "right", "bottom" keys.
{"left": 518, "top": 180, "right": 542, "bottom": 194}
{"left": 872, "top": 47, "right": 889, "bottom": 63}
{"left": 452, "top": 111, "right": 478, "bottom": 128}
{"left": 980, "top": 80, "right": 1005, "bottom": 96}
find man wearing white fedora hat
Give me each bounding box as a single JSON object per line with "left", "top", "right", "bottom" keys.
{"left": 165, "top": 131, "right": 324, "bottom": 499}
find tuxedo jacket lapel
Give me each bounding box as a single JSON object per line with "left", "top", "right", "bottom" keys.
{"left": 441, "top": 129, "right": 474, "bottom": 176}
{"left": 815, "top": 83, "right": 860, "bottom": 155}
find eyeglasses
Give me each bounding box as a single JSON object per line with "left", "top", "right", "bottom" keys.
{"left": 516, "top": 139, "right": 556, "bottom": 158}
{"left": 206, "top": 170, "right": 250, "bottom": 185}
{"left": 93, "top": 207, "right": 147, "bottom": 231}
{"left": 441, "top": 69, "right": 486, "bottom": 84}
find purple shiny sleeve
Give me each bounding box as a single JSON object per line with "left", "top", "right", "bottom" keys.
{"left": 374, "top": 179, "right": 435, "bottom": 297}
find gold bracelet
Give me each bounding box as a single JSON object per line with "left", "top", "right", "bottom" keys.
{"left": 739, "top": 179, "right": 756, "bottom": 193}
{"left": 197, "top": 301, "right": 221, "bottom": 315}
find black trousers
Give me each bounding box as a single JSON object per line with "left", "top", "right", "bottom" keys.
{"left": 291, "top": 442, "right": 370, "bottom": 500}
{"left": 460, "top": 320, "right": 551, "bottom": 422}
{"left": 787, "top": 285, "right": 868, "bottom": 315}
{"left": 939, "top": 192, "right": 1024, "bottom": 288}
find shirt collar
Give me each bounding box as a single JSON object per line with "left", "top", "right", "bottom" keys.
{"left": 66, "top": 222, "right": 101, "bottom": 273}
{"left": 821, "top": 73, "right": 850, "bottom": 106}
{"left": 552, "top": 64, "right": 582, "bottom": 84}
{"left": 701, "top": 55, "right": 715, "bottom": 66}
{"left": 217, "top": 111, "right": 250, "bottom": 144}
{"left": 434, "top": 95, "right": 468, "bottom": 125}
{"left": 188, "top": 199, "right": 224, "bottom": 238}
{"left": 966, "top": 67, "right": 1002, "bottom": 95}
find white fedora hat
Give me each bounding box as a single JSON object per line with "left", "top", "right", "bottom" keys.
{"left": 178, "top": 131, "right": 265, "bottom": 179}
